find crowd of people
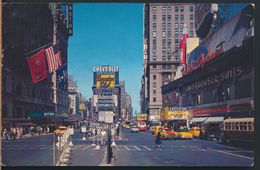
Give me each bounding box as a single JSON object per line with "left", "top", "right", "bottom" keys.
{"left": 2, "top": 126, "right": 48, "bottom": 141}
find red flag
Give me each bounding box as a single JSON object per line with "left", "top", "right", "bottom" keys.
{"left": 27, "top": 49, "right": 47, "bottom": 83}
{"left": 179, "top": 24, "right": 189, "bottom": 65}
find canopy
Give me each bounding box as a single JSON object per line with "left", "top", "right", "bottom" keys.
{"left": 190, "top": 116, "right": 224, "bottom": 124}
{"left": 15, "top": 122, "right": 36, "bottom": 126}
{"left": 26, "top": 111, "right": 57, "bottom": 119}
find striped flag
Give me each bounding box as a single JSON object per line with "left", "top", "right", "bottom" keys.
{"left": 44, "top": 43, "right": 62, "bottom": 73}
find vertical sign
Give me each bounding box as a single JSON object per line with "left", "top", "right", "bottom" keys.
{"left": 68, "top": 4, "right": 73, "bottom": 36}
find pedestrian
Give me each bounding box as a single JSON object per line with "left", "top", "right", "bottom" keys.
{"left": 101, "top": 129, "right": 106, "bottom": 146}
{"left": 111, "top": 141, "right": 118, "bottom": 162}
{"left": 2, "top": 128, "right": 8, "bottom": 140}
{"left": 116, "top": 125, "right": 120, "bottom": 138}
{"left": 11, "top": 127, "right": 17, "bottom": 140}
{"left": 155, "top": 131, "right": 162, "bottom": 148}
{"left": 17, "top": 127, "right": 21, "bottom": 139}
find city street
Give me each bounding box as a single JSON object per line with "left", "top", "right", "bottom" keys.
{"left": 113, "top": 128, "right": 254, "bottom": 166}
{"left": 2, "top": 127, "right": 253, "bottom": 166}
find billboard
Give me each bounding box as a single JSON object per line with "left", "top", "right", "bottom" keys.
{"left": 136, "top": 114, "right": 148, "bottom": 121}
{"left": 96, "top": 74, "right": 115, "bottom": 88}
{"left": 93, "top": 66, "right": 119, "bottom": 86}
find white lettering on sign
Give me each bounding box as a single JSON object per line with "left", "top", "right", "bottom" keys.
{"left": 93, "top": 66, "right": 119, "bottom": 73}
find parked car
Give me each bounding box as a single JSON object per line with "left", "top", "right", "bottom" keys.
{"left": 131, "top": 126, "right": 140, "bottom": 133}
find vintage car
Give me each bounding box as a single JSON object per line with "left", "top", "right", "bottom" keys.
{"left": 175, "top": 126, "right": 193, "bottom": 139}
{"left": 160, "top": 127, "right": 177, "bottom": 140}
{"left": 190, "top": 127, "right": 201, "bottom": 138}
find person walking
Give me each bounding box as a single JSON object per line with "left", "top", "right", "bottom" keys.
{"left": 155, "top": 131, "right": 162, "bottom": 148}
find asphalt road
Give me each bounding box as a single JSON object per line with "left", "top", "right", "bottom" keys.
{"left": 113, "top": 127, "right": 254, "bottom": 166}
{"left": 1, "top": 127, "right": 254, "bottom": 167}
{"left": 2, "top": 133, "right": 55, "bottom": 166}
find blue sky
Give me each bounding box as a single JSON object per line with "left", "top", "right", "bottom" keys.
{"left": 68, "top": 3, "right": 143, "bottom": 113}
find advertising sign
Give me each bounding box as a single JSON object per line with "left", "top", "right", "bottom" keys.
{"left": 98, "top": 111, "right": 106, "bottom": 122}
{"left": 96, "top": 74, "right": 115, "bottom": 88}
{"left": 104, "top": 111, "right": 114, "bottom": 123}
{"left": 136, "top": 114, "right": 148, "bottom": 121}
{"left": 68, "top": 4, "right": 73, "bottom": 36}
{"left": 184, "top": 5, "right": 253, "bottom": 76}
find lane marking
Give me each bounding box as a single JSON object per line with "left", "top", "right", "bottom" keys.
{"left": 124, "top": 146, "right": 131, "bottom": 150}
{"left": 213, "top": 149, "right": 254, "bottom": 160}
{"left": 133, "top": 145, "right": 141, "bottom": 151}
{"left": 189, "top": 146, "right": 206, "bottom": 151}
{"left": 143, "top": 146, "right": 152, "bottom": 150}
{"left": 73, "top": 145, "right": 82, "bottom": 150}
{"left": 39, "top": 146, "right": 51, "bottom": 149}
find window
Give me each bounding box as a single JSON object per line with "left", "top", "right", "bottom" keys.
{"left": 153, "top": 31, "right": 156, "bottom": 37}
{"left": 153, "top": 55, "right": 157, "bottom": 60}
{"left": 162, "top": 39, "right": 166, "bottom": 46}
{"left": 167, "top": 23, "right": 171, "bottom": 29}
{"left": 190, "top": 30, "right": 194, "bottom": 37}
{"left": 153, "top": 75, "right": 156, "bottom": 80}
{"left": 190, "top": 14, "right": 194, "bottom": 20}
{"left": 162, "top": 31, "right": 166, "bottom": 37}
{"left": 175, "top": 6, "right": 179, "bottom": 12}
{"left": 175, "top": 14, "right": 179, "bottom": 21}
{"left": 167, "top": 55, "right": 171, "bottom": 60}
{"left": 167, "top": 7, "right": 171, "bottom": 13}
{"left": 162, "top": 65, "right": 166, "bottom": 69}
{"left": 152, "top": 6, "right": 157, "bottom": 13}
{"left": 189, "top": 6, "right": 193, "bottom": 12}
{"left": 162, "top": 47, "right": 166, "bottom": 53}
{"left": 175, "top": 30, "right": 179, "bottom": 37}
{"left": 167, "top": 31, "right": 171, "bottom": 37}
{"left": 162, "top": 6, "right": 166, "bottom": 13}
{"left": 175, "top": 38, "right": 179, "bottom": 43}
{"left": 162, "top": 23, "right": 166, "bottom": 30}
{"left": 167, "top": 39, "right": 171, "bottom": 45}
{"left": 180, "top": 14, "right": 184, "bottom": 21}
{"left": 162, "top": 55, "right": 166, "bottom": 61}
{"left": 190, "top": 22, "right": 193, "bottom": 29}
{"left": 153, "top": 65, "right": 156, "bottom": 69}
{"left": 153, "top": 97, "right": 156, "bottom": 102}
{"left": 175, "top": 23, "right": 178, "bottom": 29}
{"left": 162, "top": 15, "right": 166, "bottom": 22}
{"left": 175, "top": 55, "right": 179, "bottom": 60}
{"left": 167, "top": 15, "right": 171, "bottom": 21}
{"left": 153, "top": 15, "right": 157, "bottom": 22}
{"left": 180, "top": 6, "right": 184, "bottom": 12}
{"left": 153, "top": 90, "right": 156, "bottom": 95}
{"left": 153, "top": 82, "right": 156, "bottom": 88}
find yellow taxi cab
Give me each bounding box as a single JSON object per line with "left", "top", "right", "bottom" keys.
{"left": 175, "top": 126, "right": 193, "bottom": 139}
{"left": 153, "top": 125, "right": 163, "bottom": 136}
{"left": 160, "top": 127, "right": 176, "bottom": 140}
{"left": 190, "top": 127, "right": 201, "bottom": 138}
{"left": 125, "top": 124, "right": 131, "bottom": 129}
{"left": 54, "top": 126, "right": 67, "bottom": 135}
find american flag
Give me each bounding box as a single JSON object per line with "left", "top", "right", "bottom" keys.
{"left": 44, "top": 43, "right": 62, "bottom": 73}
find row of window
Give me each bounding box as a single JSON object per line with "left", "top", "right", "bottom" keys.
{"left": 223, "top": 122, "right": 254, "bottom": 131}
{"left": 153, "top": 14, "right": 194, "bottom": 22}
{"left": 152, "top": 5, "right": 194, "bottom": 13}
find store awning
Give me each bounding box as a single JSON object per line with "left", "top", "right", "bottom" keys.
{"left": 26, "top": 111, "right": 57, "bottom": 119}
{"left": 15, "top": 122, "right": 36, "bottom": 126}
{"left": 190, "top": 117, "right": 208, "bottom": 123}
{"left": 191, "top": 116, "right": 224, "bottom": 124}
{"left": 203, "top": 116, "right": 224, "bottom": 124}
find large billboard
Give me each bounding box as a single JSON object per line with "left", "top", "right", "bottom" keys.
{"left": 96, "top": 74, "right": 115, "bottom": 88}
{"left": 93, "top": 65, "right": 119, "bottom": 87}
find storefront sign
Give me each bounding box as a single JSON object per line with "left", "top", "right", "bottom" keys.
{"left": 185, "top": 6, "right": 252, "bottom": 76}
{"left": 68, "top": 4, "right": 73, "bottom": 36}
{"left": 193, "top": 106, "right": 227, "bottom": 116}
{"left": 183, "top": 66, "right": 242, "bottom": 92}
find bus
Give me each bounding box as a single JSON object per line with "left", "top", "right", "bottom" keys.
{"left": 220, "top": 117, "right": 254, "bottom": 145}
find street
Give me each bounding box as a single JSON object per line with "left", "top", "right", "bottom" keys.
{"left": 2, "top": 127, "right": 254, "bottom": 166}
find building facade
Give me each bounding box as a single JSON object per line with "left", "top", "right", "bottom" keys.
{"left": 162, "top": 4, "right": 254, "bottom": 123}
{"left": 144, "top": 3, "right": 196, "bottom": 122}
{"left": 92, "top": 66, "right": 120, "bottom": 122}
{"left": 2, "top": 4, "right": 55, "bottom": 126}
{"left": 68, "top": 75, "right": 80, "bottom": 116}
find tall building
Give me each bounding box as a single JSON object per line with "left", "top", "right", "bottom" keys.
{"left": 68, "top": 75, "right": 79, "bottom": 116}
{"left": 144, "top": 3, "right": 196, "bottom": 121}
{"left": 2, "top": 4, "right": 55, "bottom": 127}
{"left": 120, "top": 80, "right": 133, "bottom": 120}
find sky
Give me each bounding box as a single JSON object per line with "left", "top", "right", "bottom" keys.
{"left": 68, "top": 3, "right": 143, "bottom": 113}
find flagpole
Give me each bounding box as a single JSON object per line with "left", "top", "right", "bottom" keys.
{"left": 24, "top": 42, "right": 53, "bottom": 56}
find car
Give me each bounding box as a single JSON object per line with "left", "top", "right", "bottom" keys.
{"left": 54, "top": 126, "right": 67, "bottom": 135}
{"left": 131, "top": 126, "right": 140, "bottom": 133}
{"left": 190, "top": 127, "right": 201, "bottom": 138}
{"left": 175, "top": 126, "right": 193, "bottom": 139}
{"left": 137, "top": 121, "right": 147, "bottom": 131}
{"left": 160, "top": 127, "right": 177, "bottom": 140}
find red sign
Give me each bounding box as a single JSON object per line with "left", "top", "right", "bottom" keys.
{"left": 193, "top": 106, "right": 227, "bottom": 116}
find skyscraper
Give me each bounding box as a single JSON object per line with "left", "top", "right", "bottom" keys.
{"left": 144, "top": 3, "right": 196, "bottom": 121}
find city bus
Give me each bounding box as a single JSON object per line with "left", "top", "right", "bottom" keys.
{"left": 220, "top": 117, "right": 254, "bottom": 144}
